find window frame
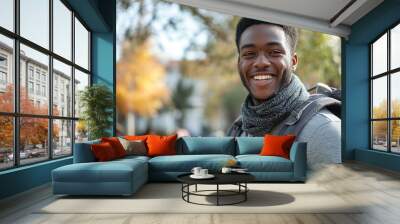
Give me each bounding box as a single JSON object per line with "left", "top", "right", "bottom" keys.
{"left": 370, "top": 21, "right": 400, "bottom": 154}
{"left": 0, "top": 0, "right": 92, "bottom": 171}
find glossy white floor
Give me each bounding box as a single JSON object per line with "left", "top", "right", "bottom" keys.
{"left": 1, "top": 161, "right": 400, "bottom": 224}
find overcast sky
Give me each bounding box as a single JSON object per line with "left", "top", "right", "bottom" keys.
{"left": 0, "top": 0, "right": 89, "bottom": 74}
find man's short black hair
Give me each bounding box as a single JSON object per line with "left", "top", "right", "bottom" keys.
{"left": 235, "top": 18, "right": 298, "bottom": 53}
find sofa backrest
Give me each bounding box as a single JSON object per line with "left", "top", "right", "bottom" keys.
{"left": 235, "top": 137, "right": 264, "bottom": 155}
{"left": 177, "top": 137, "right": 235, "bottom": 155}
{"left": 73, "top": 139, "right": 100, "bottom": 163}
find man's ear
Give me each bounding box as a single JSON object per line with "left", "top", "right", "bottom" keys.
{"left": 291, "top": 52, "right": 298, "bottom": 71}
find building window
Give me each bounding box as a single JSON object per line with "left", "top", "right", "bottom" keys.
{"left": 42, "top": 85, "right": 46, "bottom": 97}
{"left": 41, "top": 73, "right": 46, "bottom": 83}
{"left": 0, "top": 54, "right": 7, "bottom": 67}
{"left": 0, "top": 54, "right": 7, "bottom": 87}
{"left": 0, "top": 0, "right": 91, "bottom": 170}
{"left": 28, "top": 66, "right": 34, "bottom": 80}
{"left": 35, "top": 83, "right": 40, "bottom": 95}
{"left": 28, "top": 81, "right": 34, "bottom": 94}
{"left": 0, "top": 71, "right": 6, "bottom": 84}
{"left": 35, "top": 70, "right": 40, "bottom": 81}
{"left": 371, "top": 23, "right": 400, "bottom": 154}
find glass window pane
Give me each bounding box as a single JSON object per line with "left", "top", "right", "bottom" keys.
{"left": 20, "top": 0, "right": 49, "bottom": 49}
{"left": 372, "top": 121, "right": 388, "bottom": 151}
{"left": 0, "top": 0, "right": 14, "bottom": 32}
{"left": 20, "top": 117, "right": 49, "bottom": 165}
{"left": 75, "top": 120, "right": 88, "bottom": 143}
{"left": 391, "top": 72, "right": 400, "bottom": 118}
{"left": 372, "top": 33, "right": 387, "bottom": 76}
{"left": 53, "top": 0, "right": 72, "bottom": 60}
{"left": 0, "top": 116, "right": 13, "bottom": 170}
{"left": 372, "top": 76, "right": 387, "bottom": 119}
{"left": 74, "top": 69, "right": 89, "bottom": 118}
{"left": 53, "top": 59, "right": 72, "bottom": 117}
{"left": 391, "top": 24, "right": 400, "bottom": 70}
{"left": 20, "top": 44, "right": 49, "bottom": 115}
{"left": 391, "top": 120, "right": 400, "bottom": 153}
{"left": 53, "top": 119, "right": 72, "bottom": 157}
{"left": 0, "top": 34, "right": 14, "bottom": 112}
{"left": 74, "top": 17, "right": 89, "bottom": 70}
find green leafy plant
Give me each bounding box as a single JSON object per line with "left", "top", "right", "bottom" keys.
{"left": 79, "top": 84, "right": 114, "bottom": 140}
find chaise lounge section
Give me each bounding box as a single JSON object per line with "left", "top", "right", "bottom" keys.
{"left": 52, "top": 137, "right": 307, "bottom": 196}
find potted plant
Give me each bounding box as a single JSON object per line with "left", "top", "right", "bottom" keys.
{"left": 79, "top": 84, "right": 113, "bottom": 140}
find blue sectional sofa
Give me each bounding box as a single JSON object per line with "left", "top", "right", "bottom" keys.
{"left": 52, "top": 137, "right": 307, "bottom": 196}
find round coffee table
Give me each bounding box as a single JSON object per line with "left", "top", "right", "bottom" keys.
{"left": 177, "top": 172, "right": 255, "bottom": 206}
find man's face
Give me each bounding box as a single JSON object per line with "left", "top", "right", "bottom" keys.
{"left": 238, "top": 24, "right": 297, "bottom": 102}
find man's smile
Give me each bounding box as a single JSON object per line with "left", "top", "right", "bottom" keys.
{"left": 249, "top": 73, "right": 276, "bottom": 87}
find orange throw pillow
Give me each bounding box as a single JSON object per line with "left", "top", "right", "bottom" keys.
{"left": 101, "top": 137, "right": 127, "bottom": 158}
{"left": 146, "top": 134, "right": 177, "bottom": 157}
{"left": 91, "top": 142, "right": 117, "bottom": 161}
{"left": 259, "top": 135, "right": 296, "bottom": 159}
{"left": 124, "top": 135, "right": 148, "bottom": 141}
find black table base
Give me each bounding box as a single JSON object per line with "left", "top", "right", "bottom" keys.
{"left": 181, "top": 183, "right": 249, "bottom": 206}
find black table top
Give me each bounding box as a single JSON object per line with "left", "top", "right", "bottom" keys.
{"left": 177, "top": 172, "right": 255, "bottom": 185}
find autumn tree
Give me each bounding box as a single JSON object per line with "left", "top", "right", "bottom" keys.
{"left": 0, "top": 84, "right": 59, "bottom": 151}
{"left": 117, "top": 40, "right": 170, "bottom": 133}
{"left": 371, "top": 99, "right": 400, "bottom": 143}
{"left": 296, "top": 30, "right": 341, "bottom": 88}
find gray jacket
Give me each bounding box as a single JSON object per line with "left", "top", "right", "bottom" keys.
{"left": 227, "top": 97, "right": 341, "bottom": 169}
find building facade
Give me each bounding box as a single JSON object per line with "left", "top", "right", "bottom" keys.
{"left": 0, "top": 41, "right": 74, "bottom": 151}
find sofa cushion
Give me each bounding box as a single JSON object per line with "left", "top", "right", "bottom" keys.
{"left": 236, "top": 155, "right": 293, "bottom": 172}
{"left": 115, "top": 155, "right": 150, "bottom": 163}
{"left": 52, "top": 159, "right": 147, "bottom": 183}
{"left": 148, "top": 154, "right": 235, "bottom": 172}
{"left": 235, "top": 137, "right": 264, "bottom": 155}
{"left": 178, "top": 137, "right": 235, "bottom": 155}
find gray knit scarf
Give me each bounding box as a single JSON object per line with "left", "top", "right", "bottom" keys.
{"left": 241, "top": 74, "right": 309, "bottom": 136}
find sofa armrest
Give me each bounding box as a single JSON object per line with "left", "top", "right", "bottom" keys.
{"left": 73, "top": 140, "right": 100, "bottom": 163}
{"left": 289, "top": 142, "right": 307, "bottom": 181}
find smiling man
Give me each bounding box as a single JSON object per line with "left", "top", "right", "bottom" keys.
{"left": 227, "top": 18, "right": 342, "bottom": 168}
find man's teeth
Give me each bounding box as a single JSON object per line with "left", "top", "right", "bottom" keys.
{"left": 253, "top": 75, "right": 273, "bottom": 80}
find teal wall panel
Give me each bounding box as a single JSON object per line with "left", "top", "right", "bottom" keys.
{"left": 91, "top": 0, "right": 116, "bottom": 135}
{"left": 355, "top": 149, "right": 400, "bottom": 172}
{"left": 66, "top": 0, "right": 110, "bottom": 32}
{"left": 344, "top": 0, "right": 400, "bottom": 171}
{"left": 0, "top": 158, "right": 72, "bottom": 199}
{"left": 92, "top": 33, "right": 114, "bottom": 87}
{"left": 343, "top": 43, "right": 369, "bottom": 159}
{"left": 92, "top": 32, "right": 115, "bottom": 135}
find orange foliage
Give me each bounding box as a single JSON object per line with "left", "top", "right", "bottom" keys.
{"left": 0, "top": 84, "right": 59, "bottom": 148}
{"left": 117, "top": 41, "right": 170, "bottom": 117}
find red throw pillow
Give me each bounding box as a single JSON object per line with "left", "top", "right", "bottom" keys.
{"left": 101, "top": 137, "right": 127, "bottom": 158}
{"left": 259, "top": 134, "right": 296, "bottom": 159}
{"left": 146, "top": 134, "right": 177, "bottom": 157}
{"left": 91, "top": 142, "right": 117, "bottom": 161}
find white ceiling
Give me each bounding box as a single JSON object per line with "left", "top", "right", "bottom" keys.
{"left": 167, "top": 0, "right": 384, "bottom": 38}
